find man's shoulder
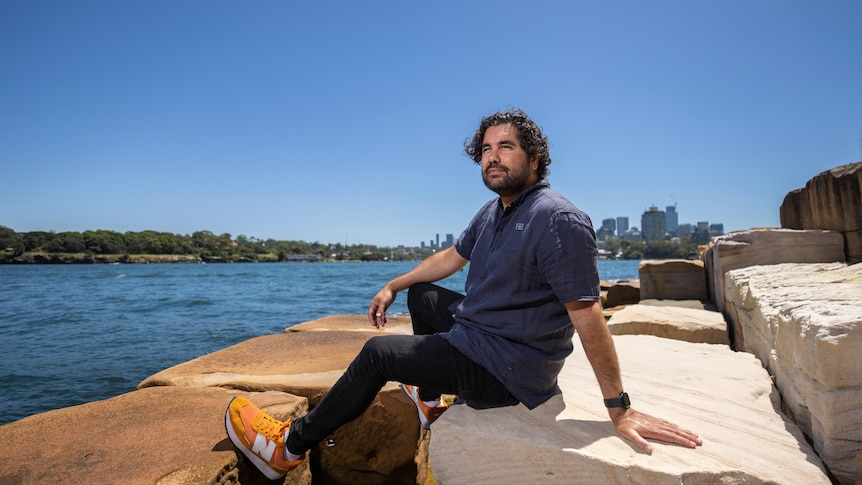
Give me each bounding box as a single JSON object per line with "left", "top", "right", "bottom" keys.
{"left": 531, "top": 186, "right": 584, "bottom": 215}
{"left": 525, "top": 187, "right": 593, "bottom": 231}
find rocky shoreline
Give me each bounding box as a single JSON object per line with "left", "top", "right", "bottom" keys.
{"left": 0, "top": 162, "right": 859, "bottom": 484}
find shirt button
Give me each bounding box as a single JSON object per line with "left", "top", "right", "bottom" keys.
{"left": 506, "top": 366, "right": 513, "bottom": 372}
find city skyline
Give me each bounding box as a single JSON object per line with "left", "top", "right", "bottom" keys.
{"left": 597, "top": 201, "right": 724, "bottom": 243}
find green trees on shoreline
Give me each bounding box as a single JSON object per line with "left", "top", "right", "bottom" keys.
{"left": 1, "top": 225, "right": 700, "bottom": 264}
{"left": 601, "top": 237, "right": 700, "bottom": 260}
{"left": 0, "top": 226, "right": 434, "bottom": 263}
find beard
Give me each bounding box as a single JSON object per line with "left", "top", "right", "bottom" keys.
{"left": 482, "top": 162, "right": 532, "bottom": 198}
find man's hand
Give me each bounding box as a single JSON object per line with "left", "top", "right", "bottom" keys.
{"left": 610, "top": 407, "right": 702, "bottom": 455}
{"left": 366, "top": 247, "right": 469, "bottom": 329}
{"left": 368, "top": 286, "right": 395, "bottom": 328}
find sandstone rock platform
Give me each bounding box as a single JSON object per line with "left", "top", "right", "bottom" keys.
{"left": 0, "top": 387, "right": 311, "bottom": 485}
{"left": 429, "top": 335, "right": 830, "bottom": 484}
{"left": 138, "top": 314, "right": 426, "bottom": 485}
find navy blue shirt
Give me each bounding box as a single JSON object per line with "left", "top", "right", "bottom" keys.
{"left": 442, "top": 179, "right": 600, "bottom": 409}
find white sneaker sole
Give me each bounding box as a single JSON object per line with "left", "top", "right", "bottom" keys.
{"left": 224, "top": 397, "right": 287, "bottom": 480}
{"left": 400, "top": 384, "right": 433, "bottom": 430}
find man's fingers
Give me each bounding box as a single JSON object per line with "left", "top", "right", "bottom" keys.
{"left": 615, "top": 409, "right": 702, "bottom": 454}
{"left": 367, "top": 301, "right": 386, "bottom": 328}
{"left": 621, "top": 428, "right": 653, "bottom": 455}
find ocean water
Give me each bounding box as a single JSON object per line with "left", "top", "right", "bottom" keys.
{"left": 0, "top": 259, "right": 638, "bottom": 425}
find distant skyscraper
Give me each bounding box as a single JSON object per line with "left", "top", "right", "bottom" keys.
{"left": 677, "top": 223, "right": 693, "bottom": 236}
{"left": 597, "top": 218, "right": 616, "bottom": 241}
{"left": 709, "top": 223, "right": 724, "bottom": 235}
{"left": 436, "top": 233, "right": 440, "bottom": 248}
{"left": 641, "top": 206, "right": 666, "bottom": 242}
{"left": 446, "top": 233, "right": 454, "bottom": 247}
{"left": 616, "top": 217, "right": 629, "bottom": 237}
{"left": 692, "top": 221, "right": 711, "bottom": 244}
{"left": 665, "top": 205, "right": 679, "bottom": 236}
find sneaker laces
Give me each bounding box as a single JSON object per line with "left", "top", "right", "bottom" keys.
{"left": 252, "top": 412, "right": 291, "bottom": 441}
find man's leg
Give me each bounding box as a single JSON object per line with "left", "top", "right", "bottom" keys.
{"left": 407, "top": 282, "right": 463, "bottom": 336}
{"left": 286, "top": 332, "right": 501, "bottom": 455}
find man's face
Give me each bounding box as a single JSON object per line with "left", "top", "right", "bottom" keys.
{"left": 480, "top": 124, "right": 538, "bottom": 201}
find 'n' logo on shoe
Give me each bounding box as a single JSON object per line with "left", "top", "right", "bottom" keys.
{"left": 251, "top": 434, "right": 277, "bottom": 461}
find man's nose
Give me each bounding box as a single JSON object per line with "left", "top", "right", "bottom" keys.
{"left": 485, "top": 147, "right": 499, "bottom": 163}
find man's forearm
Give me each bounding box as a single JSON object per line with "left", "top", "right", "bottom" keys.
{"left": 566, "top": 301, "right": 625, "bottom": 403}
{"left": 386, "top": 246, "right": 468, "bottom": 292}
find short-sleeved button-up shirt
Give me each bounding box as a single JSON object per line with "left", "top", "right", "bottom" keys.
{"left": 442, "top": 179, "right": 600, "bottom": 409}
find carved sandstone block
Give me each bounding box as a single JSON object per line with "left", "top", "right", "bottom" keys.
{"left": 724, "top": 262, "right": 862, "bottom": 482}
{"left": 706, "top": 229, "right": 844, "bottom": 314}
{"left": 639, "top": 259, "right": 706, "bottom": 301}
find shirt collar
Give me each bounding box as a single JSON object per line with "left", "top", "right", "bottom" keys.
{"left": 497, "top": 178, "right": 550, "bottom": 211}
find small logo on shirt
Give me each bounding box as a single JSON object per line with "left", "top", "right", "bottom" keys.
{"left": 515, "top": 223, "right": 525, "bottom": 231}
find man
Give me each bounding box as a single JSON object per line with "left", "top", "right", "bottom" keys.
{"left": 226, "top": 109, "right": 702, "bottom": 480}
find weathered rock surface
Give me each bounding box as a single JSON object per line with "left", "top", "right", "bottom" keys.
{"left": 780, "top": 162, "right": 862, "bottom": 264}
{"left": 286, "top": 314, "right": 414, "bottom": 334}
{"left": 639, "top": 298, "right": 709, "bottom": 310}
{"left": 0, "top": 387, "right": 310, "bottom": 485}
{"left": 723, "top": 262, "right": 862, "bottom": 483}
{"left": 604, "top": 279, "right": 641, "bottom": 308}
{"left": 139, "top": 319, "right": 426, "bottom": 485}
{"left": 429, "top": 334, "right": 829, "bottom": 484}
{"left": 607, "top": 303, "right": 729, "bottom": 345}
{"left": 705, "top": 228, "right": 845, "bottom": 314}
{"left": 639, "top": 259, "right": 707, "bottom": 301}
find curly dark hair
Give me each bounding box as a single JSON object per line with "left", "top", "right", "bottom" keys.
{"left": 464, "top": 108, "right": 551, "bottom": 179}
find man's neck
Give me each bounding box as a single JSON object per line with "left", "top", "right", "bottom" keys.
{"left": 499, "top": 177, "right": 543, "bottom": 209}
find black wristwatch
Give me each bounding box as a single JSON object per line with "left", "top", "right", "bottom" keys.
{"left": 603, "top": 391, "right": 631, "bottom": 409}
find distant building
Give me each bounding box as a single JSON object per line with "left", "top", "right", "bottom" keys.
{"left": 692, "top": 221, "right": 711, "bottom": 244}
{"left": 641, "top": 206, "right": 666, "bottom": 242}
{"left": 665, "top": 205, "right": 679, "bottom": 236}
{"left": 616, "top": 217, "right": 629, "bottom": 237}
{"left": 676, "top": 223, "right": 693, "bottom": 237}
{"left": 709, "top": 223, "right": 724, "bottom": 236}
{"left": 597, "top": 218, "right": 616, "bottom": 241}
{"left": 621, "top": 227, "right": 642, "bottom": 240}
{"left": 441, "top": 233, "right": 454, "bottom": 249}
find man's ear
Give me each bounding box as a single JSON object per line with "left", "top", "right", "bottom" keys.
{"left": 531, "top": 155, "right": 540, "bottom": 172}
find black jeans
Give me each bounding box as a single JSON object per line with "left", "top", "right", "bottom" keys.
{"left": 287, "top": 282, "right": 517, "bottom": 454}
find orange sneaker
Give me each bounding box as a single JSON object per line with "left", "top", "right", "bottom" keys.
{"left": 401, "top": 384, "right": 449, "bottom": 430}
{"left": 224, "top": 396, "right": 304, "bottom": 479}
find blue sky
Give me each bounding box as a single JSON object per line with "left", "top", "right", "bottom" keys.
{"left": 2, "top": 1, "right": 860, "bottom": 248}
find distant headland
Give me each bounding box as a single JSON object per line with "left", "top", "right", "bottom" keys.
{"left": 0, "top": 226, "right": 704, "bottom": 264}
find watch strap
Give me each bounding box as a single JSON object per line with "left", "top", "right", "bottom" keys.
{"left": 604, "top": 391, "right": 631, "bottom": 409}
